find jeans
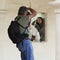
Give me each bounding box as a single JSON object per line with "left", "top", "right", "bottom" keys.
{"left": 17, "top": 38, "right": 34, "bottom": 60}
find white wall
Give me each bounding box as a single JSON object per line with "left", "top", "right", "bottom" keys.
{"left": 0, "top": 0, "right": 56, "bottom": 60}
{"left": 0, "top": 10, "right": 56, "bottom": 60}
{"left": 0, "top": 12, "right": 21, "bottom": 60}
{"left": 55, "top": 11, "right": 60, "bottom": 60}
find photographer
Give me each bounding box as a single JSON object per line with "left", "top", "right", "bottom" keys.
{"left": 16, "top": 6, "right": 36, "bottom": 60}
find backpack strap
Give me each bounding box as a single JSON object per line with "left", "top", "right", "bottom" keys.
{"left": 15, "top": 16, "right": 26, "bottom": 29}
{"left": 23, "top": 20, "right": 31, "bottom": 33}
{"left": 14, "top": 16, "right": 31, "bottom": 34}
{"left": 15, "top": 16, "right": 21, "bottom": 21}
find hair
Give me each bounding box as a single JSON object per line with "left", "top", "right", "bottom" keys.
{"left": 38, "top": 17, "right": 43, "bottom": 21}
{"left": 36, "top": 17, "right": 45, "bottom": 28}
{"left": 36, "top": 17, "right": 44, "bottom": 23}
{"left": 18, "top": 6, "right": 28, "bottom": 15}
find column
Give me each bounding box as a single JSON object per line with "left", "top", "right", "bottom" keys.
{"left": 49, "top": 0, "right": 60, "bottom": 60}
{"left": 55, "top": 9, "right": 60, "bottom": 60}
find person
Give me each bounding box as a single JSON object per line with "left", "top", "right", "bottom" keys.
{"left": 32, "top": 17, "right": 45, "bottom": 42}
{"left": 16, "top": 6, "right": 36, "bottom": 60}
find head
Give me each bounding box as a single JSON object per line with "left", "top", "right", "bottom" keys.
{"left": 18, "top": 6, "right": 28, "bottom": 16}
{"left": 36, "top": 17, "right": 44, "bottom": 24}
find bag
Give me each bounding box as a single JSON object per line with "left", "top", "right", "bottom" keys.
{"left": 8, "top": 16, "right": 30, "bottom": 44}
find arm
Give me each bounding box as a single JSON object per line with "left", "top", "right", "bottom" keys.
{"left": 27, "top": 7, "right": 37, "bottom": 19}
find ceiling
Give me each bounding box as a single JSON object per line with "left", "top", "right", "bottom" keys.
{"left": 0, "top": 0, "right": 53, "bottom": 12}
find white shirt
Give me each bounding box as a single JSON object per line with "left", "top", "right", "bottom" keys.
{"left": 28, "top": 25, "right": 40, "bottom": 42}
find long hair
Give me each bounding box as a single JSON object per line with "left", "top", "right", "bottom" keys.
{"left": 36, "top": 17, "right": 45, "bottom": 28}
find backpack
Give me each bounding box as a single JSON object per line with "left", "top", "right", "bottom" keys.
{"left": 7, "top": 16, "right": 30, "bottom": 44}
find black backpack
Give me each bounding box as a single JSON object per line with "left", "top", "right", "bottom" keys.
{"left": 7, "top": 16, "right": 30, "bottom": 44}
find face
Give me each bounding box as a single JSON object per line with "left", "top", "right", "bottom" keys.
{"left": 36, "top": 18, "right": 42, "bottom": 24}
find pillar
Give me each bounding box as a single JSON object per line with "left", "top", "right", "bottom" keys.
{"left": 49, "top": 0, "right": 60, "bottom": 60}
